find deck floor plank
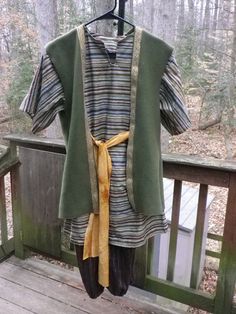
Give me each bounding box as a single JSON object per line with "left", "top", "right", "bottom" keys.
{"left": 0, "top": 256, "right": 177, "bottom": 314}
{"left": 0, "top": 277, "right": 85, "bottom": 314}
{"left": 0, "top": 262, "right": 135, "bottom": 314}
{"left": 0, "top": 296, "right": 35, "bottom": 314}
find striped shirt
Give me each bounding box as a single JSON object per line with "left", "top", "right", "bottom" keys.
{"left": 20, "top": 26, "right": 191, "bottom": 248}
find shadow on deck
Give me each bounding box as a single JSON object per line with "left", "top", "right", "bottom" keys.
{"left": 0, "top": 255, "right": 177, "bottom": 314}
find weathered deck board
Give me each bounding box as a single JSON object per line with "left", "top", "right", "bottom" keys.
{"left": 0, "top": 297, "right": 34, "bottom": 314}
{"left": 0, "top": 256, "right": 178, "bottom": 314}
{"left": 0, "top": 276, "right": 84, "bottom": 314}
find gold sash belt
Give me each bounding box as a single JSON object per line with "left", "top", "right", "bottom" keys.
{"left": 83, "top": 131, "right": 129, "bottom": 287}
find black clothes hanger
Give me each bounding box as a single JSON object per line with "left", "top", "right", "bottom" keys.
{"left": 84, "top": 0, "right": 135, "bottom": 34}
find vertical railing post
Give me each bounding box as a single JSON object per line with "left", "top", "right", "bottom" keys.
{"left": 214, "top": 172, "right": 236, "bottom": 313}
{"left": 190, "top": 184, "right": 208, "bottom": 288}
{"left": 0, "top": 176, "right": 8, "bottom": 245}
{"left": 133, "top": 243, "right": 148, "bottom": 288}
{"left": 167, "top": 180, "right": 182, "bottom": 281}
{"left": 9, "top": 142, "right": 26, "bottom": 259}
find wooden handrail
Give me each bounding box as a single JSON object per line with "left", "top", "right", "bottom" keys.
{"left": 163, "top": 153, "right": 236, "bottom": 173}
{"left": 4, "top": 134, "right": 65, "bottom": 154}
{"left": 4, "top": 133, "right": 236, "bottom": 172}
{"left": 0, "top": 146, "right": 20, "bottom": 177}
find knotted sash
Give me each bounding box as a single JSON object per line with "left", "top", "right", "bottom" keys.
{"left": 83, "top": 131, "right": 130, "bottom": 287}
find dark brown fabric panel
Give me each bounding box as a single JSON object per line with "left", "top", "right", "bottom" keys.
{"left": 75, "top": 245, "right": 135, "bottom": 299}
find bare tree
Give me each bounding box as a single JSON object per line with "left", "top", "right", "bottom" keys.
{"left": 202, "top": 0, "right": 211, "bottom": 50}
{"left": 177, "top": 0, "right": 185, "bottom": 37}
{"left": 35, "top": 0, "right": 62, "bottom": 138}
{"left": 74, "top": 0, "right": 86, "bottom": 16}
{"left": 142, "top": 0, "right": 155, "bottom": 33}
{"left": 212, "top": 0, "right": 219, "bottom": 48}
{"left": 35, "top": 0, "right": 59, "bottom": 54}
{"left": 128, "top": 0, "right": 134, "bottom": 22}
{"left": 154, "top": 0, "right": 177, "bottom": 45}
{"left": 188, "top": 0, "right": 195, "bottom": 27}
{"left": 218, "top": 0, "right": 232, "bottom": 30}
{"left": 224, "top": 0, "right": 236, "bottom": 159}
{"left": 212, "top": 0, "right": 219, "bottom": 33}
{"left": 94, "top": 0, "right": 115, "bottom": 36}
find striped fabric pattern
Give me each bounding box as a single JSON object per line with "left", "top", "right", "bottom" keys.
{"left": 160, "top": 54, "right": 191, "bottom": 135}
{"left": 19, "top": 27, "right": 191, "bottom": 248}
{"left": 19, "top": 55, "right": 65, "bottom": 134}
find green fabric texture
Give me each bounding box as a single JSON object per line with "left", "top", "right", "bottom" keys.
{"left": 46, "top": 26, "right": 172, "bottom": 219}
{"left": 46, "top": 28, "right": 94, "bottom": 218}
{"left": 133, "top": 31, "right": 173, "bottom": 215}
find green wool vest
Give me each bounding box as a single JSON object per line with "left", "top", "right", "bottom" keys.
{"left": 46, "top": 24, "right": 173, "bottom": 219}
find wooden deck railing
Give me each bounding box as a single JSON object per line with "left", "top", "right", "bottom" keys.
{"left": 2, "top": 133, "right": 236, "bottom": 314}
{"left": 140, "top": 154, "right": 236, "bottom": 314}
{"left": 0, "top": 144, "right": 20, "bottom": 261}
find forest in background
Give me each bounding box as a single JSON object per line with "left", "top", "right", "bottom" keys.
{"left": 0, "top": 0, "right": 236, "bottom": 158}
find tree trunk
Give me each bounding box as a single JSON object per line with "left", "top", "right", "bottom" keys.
{"left": 152, "top": 0, "right": 177, "bottom": 152}
{"left": 74, "top": 0, "right": 87, "bottom": 22}
{"left": 203, "top": 0, "right": 211, "bottom": 50}
{"left": 222, "top": 0, "right": 231, "bottom": 30}
{"left": 199, "top": 0, "right": 205, "bottom": 29}
{"left": 188, "top": 0, "right": 195, "bottom": 27}
{"left": 128, "top": 0, "right": 134, "bottom": 22}
{"left": 154, "top": 0, "right": 177, "bottom": 45}
{"left": 142, "top": 0, "right": 155, "bottom": 33}
{"left": 35, "top": 0, "right": 62, "bottom": 139}
{"left": 35, "top": 0, "right": 59, "bottom": 54}
{"left": 212, "top": 0, "right": 219, "bottom": 48}
{"left": 212, "top": 0, "right": 219, "bottom": 33}
{"left": 177, "top": 0, "right": 185, "bottom": 38}
{"left": 197, "top": 0, "right": 205, "bottom": 55}
{"left": 224, "top": 0, "right": 236, "bottom": 159}
{"left": 94, "top": 0, "right": 114, "bottom": 36}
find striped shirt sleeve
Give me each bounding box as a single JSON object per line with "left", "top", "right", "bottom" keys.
{"left": 19, "top": 54, "right": 65, "bottom": 134}
{"left": 160, "top": 53, "right": 191, "bottom": 135}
